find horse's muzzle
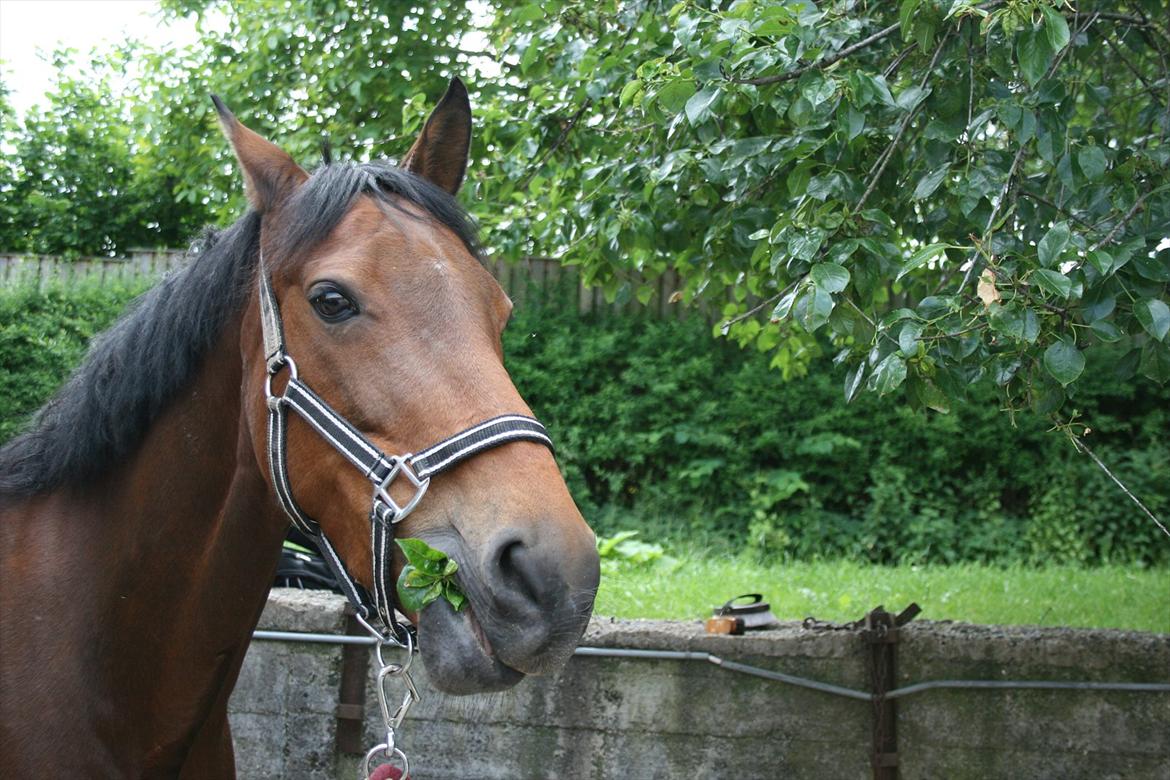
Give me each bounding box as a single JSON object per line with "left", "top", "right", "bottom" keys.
{"left": 413, "top": 524, "right": 600, "bottom": 694}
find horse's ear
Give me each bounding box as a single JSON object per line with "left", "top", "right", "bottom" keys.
{"left": 399, "top": 78, "right": 472, "bottom": 195}
{"left": 211, "top": 95, "right": 308, "bottom": 212}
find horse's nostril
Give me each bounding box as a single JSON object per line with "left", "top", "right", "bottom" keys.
{"left": 494, "top": 535, "right": 546, "bottom": 607}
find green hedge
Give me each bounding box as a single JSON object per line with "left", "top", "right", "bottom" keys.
{"left": 0, "top": 283, "right": 149, "bottom": 442}
{"left": 504, "top": 289, "right": 1169, "bottom": 567}
{"left": 3, "top": 283, "right": 1166, "bottom": 565}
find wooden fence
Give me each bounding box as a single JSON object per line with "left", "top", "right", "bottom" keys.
{"left": 0, "top": 250, "right": 688, "bottom": 318}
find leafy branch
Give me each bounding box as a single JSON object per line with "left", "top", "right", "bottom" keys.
{"left": 395, "top": 538, "right": 466, "bottom": 613}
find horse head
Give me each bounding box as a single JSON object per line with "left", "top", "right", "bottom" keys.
{"left": 217, "top": 80, "right": 600, "bottom": 694}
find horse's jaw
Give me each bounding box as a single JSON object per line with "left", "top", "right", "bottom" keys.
{"left": 417, "top": 598, "right": 526, "bottom": 694}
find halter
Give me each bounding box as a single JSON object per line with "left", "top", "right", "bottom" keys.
{"left": 257, "top": 251, "right": 554, "bottom": 639}
{"left": 257, "top": 252, "right": 555, "bottom": 778}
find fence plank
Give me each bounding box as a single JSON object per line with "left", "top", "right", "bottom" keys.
{"left": 0, "top": 250, "right": 700, "bottom": 319}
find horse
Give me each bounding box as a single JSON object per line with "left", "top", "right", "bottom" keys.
{"left": 0, "top": 79, "right": 600, "bottom": 777}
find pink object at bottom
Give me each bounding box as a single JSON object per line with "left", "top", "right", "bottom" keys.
{"left": 369, "top": 764, "right": 405, "bottom": 780}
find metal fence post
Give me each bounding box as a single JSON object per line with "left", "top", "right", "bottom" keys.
{"left": 335, "top": 606, "right": 370, "bottom": 755}
{"left": 862, "top": 604, "right": 920, "bottom": 780}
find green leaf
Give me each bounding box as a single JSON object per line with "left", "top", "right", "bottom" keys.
{"left": 1043, "top": 339, "right": 1085, "bottom": 386}
{"left": 685, "top": 86, "right": 720, "bottom": 125}
{"left": 847, "top": 105, "right": 865, "bottom": 140}
{"left": 897, "top": 243, "right": 948, "bottom": 281}
{"left": 1140, "top": 341, "right": 1170, "bottom": 383}
{"left": 895, "top": 85, "right": 930, "bottom": 112}
{"left": 404, "top": 566, "right": 434, "bottom": 585}
{"left": 872, "top": 353, "right": 908, "bottom": 395}
{"left": 619, "top": 79, "right": 643, "bottom": 107}
{"left": 989, "top": 303, "right": 1022, "bottom": 339}
{"left": 1077, "top": 146, "right": 1106, "bottom": 180}
{"left": 396, "top": 569, "right": 433, "bottom": 613}
{"left": 843, "top": 364, "right": 866, "bottom": 403}
{"left": 443, "top": 583, "right": 467, "bottom": 611}
{"left": 1082, "top": 293, "right": 1115, "bottom": 323}
{"left": 1131, "top": 251, "right": 1170, "bottom": 282}
{"left": 1040, "top": 5, "right": 1070, "bottom": 51}
{"left": 1089, "top": 320, "right": 1122, "bottom": 343}
{"left": 907, "top": 373, "right": 950, "bottom": 414}
{"left": 396, "top": 537, "right": 448, "bottom": 565}
{"left": 1087, "top": 250, "right": 1114, "bottom": 276}
{"left": 1037, "top": 222, "right": 1070, "bottom": 267}
{"left": 771, "top": 286, "right": 799, "bottom": 321}
{"left": 798, "top": 285, "right": 834, "bottom": 332}
{"left": 913, "top": 165, "right": 949, "bottom": 200}
{"left": 1135, "top": 298, "right": 1170, "bottom": 342}
{"left": 657, "top": 79, "right": 697, "bottom": 113}
{"left": 810, "top": 262, "right": 850, "bottom": 293}
{"left": 513, "top": 4, "right": 545, "bottom": 23}
{"left": 1018, "top": 26, "right": 1055, "bottom": 87}
{"left": 395, "top": 538, "right": 465, "bottom": 612}
{"left": 899, "top": 0, "right": 920, "bottom": 41}
{"left": 898, "top": 320, "right": 924, "bottom": 356}
{"left": 1031, "top": 268, "right": 1072, "bottom": 299}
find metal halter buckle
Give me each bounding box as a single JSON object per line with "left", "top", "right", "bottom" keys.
{"left": 373, "top": 455, "right": 430, "bottom": 524}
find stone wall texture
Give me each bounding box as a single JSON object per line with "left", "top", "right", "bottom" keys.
{"left": 228, "top": 590, "right": 1170, "bottom": 780}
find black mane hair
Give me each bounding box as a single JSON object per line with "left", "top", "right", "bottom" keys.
{"left": 0, "top": 161, "right": 479, "bottom": 498}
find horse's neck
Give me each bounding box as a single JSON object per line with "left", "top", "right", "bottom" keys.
{"left": 2, "top": 316, "right": 286, "bottom": 770}
{"left": 98, "top": 317, "right": 285, "bottom": 639}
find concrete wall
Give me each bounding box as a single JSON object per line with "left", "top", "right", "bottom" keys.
{"left": 229, "top": 590, "right": 1170, "bottom": 780}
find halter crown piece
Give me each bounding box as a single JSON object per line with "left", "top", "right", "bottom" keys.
{"left": 257, "top": 251, "right": 555, "bottom": 641}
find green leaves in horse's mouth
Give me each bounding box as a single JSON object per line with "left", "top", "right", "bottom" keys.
{"left": 395, "top": 538, "right": 467, "bottom": 613}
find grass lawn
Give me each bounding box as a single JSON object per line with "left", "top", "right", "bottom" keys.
{"left": 594, "top": 556, "right": 1170, "bottom": 633}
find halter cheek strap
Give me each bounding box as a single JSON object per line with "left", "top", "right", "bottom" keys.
{"left": 257, "top": 256, "right": 554, "bottom": 644}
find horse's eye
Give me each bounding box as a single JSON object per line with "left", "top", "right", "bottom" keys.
{"left": 309, "top": 287, "right": 358, "bottom": 322}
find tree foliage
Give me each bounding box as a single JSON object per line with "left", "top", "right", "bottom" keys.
{"left": 484, "top": 0, "right": 1170, "bottom": 421}
{"left": 2, "top": 0, "right": 1168, "bottom": 419}
{"left": 0, "top": 52, "right": 209, "bottom": 255}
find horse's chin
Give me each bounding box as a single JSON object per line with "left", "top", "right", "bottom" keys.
{"left": 416, "top": 599, "right": 526, "bottom": 694}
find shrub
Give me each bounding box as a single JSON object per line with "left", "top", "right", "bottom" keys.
{"left": 504, "top": 288, "right": 1169, "bottom": 566}
{"left": 0, "top": 282, "right": 148, "bottom": 442}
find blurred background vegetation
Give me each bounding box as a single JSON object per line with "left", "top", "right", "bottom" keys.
{"left": 1, "top": 0, "right": 1167, "bottom": 571}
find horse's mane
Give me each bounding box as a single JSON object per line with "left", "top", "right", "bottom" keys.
{"left": 0, "top": 161, "right": 480, "bottom": 498}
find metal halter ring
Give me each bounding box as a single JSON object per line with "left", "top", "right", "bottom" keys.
{"left": 263, "top": 354, "right": 298, "bottom": 401}
{"left": 362, "top": 743, "right": 409, "bottom": 780}
{"left": 373, "top": 455, "right": 430, "bottom": 524}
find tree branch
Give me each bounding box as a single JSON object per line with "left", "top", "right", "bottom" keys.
{"left": 1103, "top": 34, "right": 1164, "bottom": 105}
{"left": 1018, "top": 189, "right": 1102, "bottom": 236}
{"left": 882, "top": 44, "right": 917, "bottom": 79}
{"left": 1093, "top": 11, "right": 1170, "bottom": 41}
{"left": 726, "top": 21, "right": 901, "bottom": 87}
{"left": 958, "top": 12, "right": 1098, "bottom": 293}
{"left": 719, "top": 280, "right": 799, "bottom": 333}
{"left": 1066, "top": 430, "right": 1170, "bottom": 540}
{"left": 723, "top": 1, "right": 1003, "bottom": 87}
{"left": 1088, "top": 190, "right": 1152, "bottom": 253}
{"left": 855, "top": 30, "right": 953, "bottom": 213}
{"left": 517, "top": 100, "right": 591, "bottom": 191}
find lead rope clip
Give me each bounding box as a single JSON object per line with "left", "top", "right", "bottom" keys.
{"left": 358, "top": 618, "right": 418, "bottom": 780}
